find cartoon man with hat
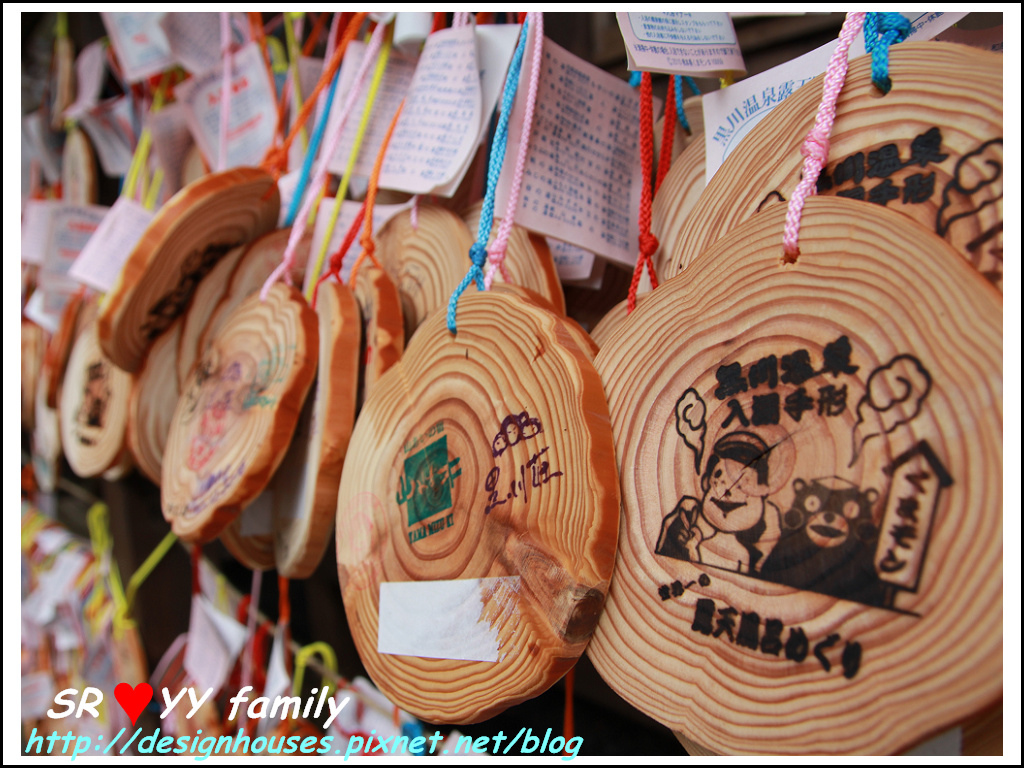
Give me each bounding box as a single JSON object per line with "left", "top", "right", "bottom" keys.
{"left": 656, "top": 430, "right": 781, "bottom": 574}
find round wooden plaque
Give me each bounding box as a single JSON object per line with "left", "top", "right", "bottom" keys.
{"left": 32, "top": 364, "right": 62, "bottom": 494}
{"left": 336, "top": 290, "right": 620, "bottom": 724}
{"left": 376, "top": 205, "right": 474, "bottom": 341}
{"left": 653, "top": 94, "right": 704, "bottom": 179}
{"left": 351, "top": 264, "right": 404, "bottom": 406}
{"left": 61, "top": 126, "right": 99, "bottom": 206}
{"left": 175, "top": 243, "right": 247, "bottom": 389}
{"left": 588, "top": 294, "right": 650, "bottom": 351}
{"left": 461, "top": 200, "right": 566, "bottom": 317}
{"left": 126, "top": 318, "right": 183, "bottom": 485}
{"left": 59, "top": 314, "right": 134, "bottom": 478}
{"left": 651, "top": 138, "right": 706, "bottom": 282}
{"left": 272, "top": 281, "right": 361, "bottom": 578}
{"left": 22, "top": 320, "right": 46, "bottom": 432}
{"left": 667, "top": 42, "right": 1003, "bottom": 291}
{"left": 587, "top": 196, "right": 1001, "bottom": 755}
{"left": 221, "top": 497, "right": 278, "bottom": 571}
{"left": 42, "top": 288, "right": 86, "bottom": 409}
{"left": 98, "top": 166, "right": 280, "bottom": 373}
{"left": 161, "top": 283, "right": 319, "bottom": 543}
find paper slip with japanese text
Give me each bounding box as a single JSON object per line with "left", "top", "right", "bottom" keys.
{"left": 494, "top": 36, "right": 648, "bottom": 268}
{"left": 183, "top": 594, "right": 247, "bottom": 694}
{"left": 78, "top": 96, "right": 137, "bottom": 177}
{"left": 160, "top": 12, "right": 246, "bottom": 76}
{"left": 22, "top": 112, "right": 62, "bottom": 185}
{"left": 377, "top": 25, "right": 483, "bottom": 195}
{"left": 617, "top": 12, "right": 745, "bottom": 77}
{"left": 69, "top": 197, "right": 154, "bottom": 293}
{"left": 702, "top": 11, "right": 967, "bottom": 182}
{"left": 177, "top": 40, "right": 277, "bottom": 170}
{"left": 546, "top": 238, "right": 596, "bottom": 283}
{"left": 62, "top": 39, "right": 106, "bottom": 122}
{"left": 101, "top": 12, "right": 175, "bottom": 83}
{"left": 303, "top": 198, "right": 413, "bottom": 292}
{"left": 324, "top": 40, "right": 419, "bottom": 178}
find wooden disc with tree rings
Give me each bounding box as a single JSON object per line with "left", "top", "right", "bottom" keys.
{"left": 588, "top": 294, "right": 651, "bottom": 351}
{"left": 98, "top": 166, "right": 280, "bottom": 373}
{"left": 461, "top": 201, "right": 566, "bottom": 317}
{"left": 61, "top": 125, "right": 99, "bottom": 205}
{"left": 182, "top": 143, "right": 209, "bottom": 186}
{"left": 220, "top": 496, "right": 278, "bottom": 571}
{"left": 351, "top": 264, "right": 404, "bottom": 407}
{"left": 376, "top": 205, "right": 474, "bottom": 341}
{"left": 653, "top": 94, "right": 704, "bottom": 181}
{"left": 651, "top": 139, "right": 706, "bottom": 282}
{"left": 175, "top": 243, "right": 247, "bottom": 389}
{"left": 126, "top": 318, "right": 184, "bottom": 486}
{"left": 32, "top": 363, "right": 62, "bottom": 494}
{"left": 59, "top": 313, "right": 134, "bottom": 478}
{"left": 587, "top": 196, "right": 1001, "bottom": 755}
{"left": 42, "top": 288, "right": 86, "bottom": 409}
{"left": 194, "top": 229, "right": 310, "bottom": 369}
{"left": 22, "top": 320, "right": 46, "bottom": 432}
{"left": 161, "top": 282, "right": 319, "bottom": 543}
{"left": 336, "top": 290, "right": 620, "bottom": 724}
{"left": 667, "top": 42, "right": 1003, "bottom": 291}
{"left": 272, "top": 281, "right": 361, "bottom": 579}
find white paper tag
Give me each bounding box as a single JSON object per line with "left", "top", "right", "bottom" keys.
{"left": 101, "top": 11, "right": 175, "bottom": 83}
{"left": 324, "top": 40, "right": 419, "bottom": 178}
{"left": 22, "top": 112, "right": 62, "bottom": 185}
{"left": 304, "top": 198, "right": 413, "bottom": 292}
{"left": 183, "top": 594, "right": 247, "bottom": 693}
{"left": 70, "top": 197, "right": 154, "bottom": 293}
{"left": 494, "top": 35, "right": 648, "bottom": 268}
{"left": 79, "top": 96, "right": 138, "bottom": 177}
{"left": 63, "top": 39, "right": 107, "bottom": 121}
{"left": 21, "top": 199, "right": 58, "bottom": 266}
{"left": 21, "top": 549, "right": 91, "bottom": 626}
{"left": 21, "top": 672, "right": 57, "bottom": 720}
{"left": 701, "top": 11, "right": 968, "bottom": 183}
{"left": 256, "top": 623, "right": 291, "bottom": 736}
{"left": 160, "top": 12, "right": 246, "bottom": 76}
{"left": 617, "top": 12, "right": 745, "bottom": 77}
{"left": 378, "top": 577, "right": 520, "bottom": 663}
{"left": 239, "top": 491, "right": 274, "bottom": 537}
{"left": 377, "top": 25, "right": 483, "bottom": 195}
{"left": 34, "top": 526, "right": 75, "bottom": 557}
{"left": 177, "top": 40, "right": 278, "bottom": 170}
{"left": 546, "top": 238, "right": 596, "bottom": 283}
{"left": 394, "top": 12, "right": 433, "bottom": 55}
{"left": 147, "top": 101, "right": 194, "bottom": 197}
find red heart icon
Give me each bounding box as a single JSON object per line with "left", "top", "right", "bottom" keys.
{"left": 114, "top": 682, "right": 153, "bottom": 726}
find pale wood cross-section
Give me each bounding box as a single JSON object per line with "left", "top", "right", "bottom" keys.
{"left": 161, "top": 283, "right": 318, "bottom": 543}
{"left": 351, "top": 265, "right": 404, "bottom": 407}
{"left": 98, "top": 167, "right": 280, "bottom": 373}
{"left": 59, "top": 311, "right": 134, "bottom": 478}
{"left": 126, "top": 317, "right": 183, "bottom": 486}
{"left": 587, "top": 196, "right": 1001, "bottom": 755}
{"left": 336, "top": 290, "right": 619, "bottom": 724}
{"left": 666, "top": 42, "right": 1003, "bottom": 291}
{"left": 272, "top": 281, "right": 361, "bottom": 579}
{"left": 61, "top": 126, "right": 99, "bottom": 206}
{"left": 651, "top": 138, "right": 706, "bottom": 283}
{"left": 42, "top": 288, "right": 86, "bottom": 409}
{"left": 22, "top": 319, "right": 46, "bottom": 432}
{"left": 376, "top": 204, "right": 474, "bottom": 342}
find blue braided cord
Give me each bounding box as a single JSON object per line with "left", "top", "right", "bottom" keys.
{"left": 447, "top": 17, "right": 531, "bottom": 334}
{"left": 864, "top": 12, "right": 912, "bottom": 94}
{"left": 629, "top": 70, "right": 642, "bottom": 88}
{"left": 673, "top": 75, "right": 690, "bottom": 134}
{"left": 283, "top": 66, "right": 342, "bottom": 227}
{"left": 684, "top": 75, "right": 701, "bottom": 96}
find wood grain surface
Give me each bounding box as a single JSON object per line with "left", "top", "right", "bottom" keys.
{"left": 587, "top": 196, "right": 1002, "bottom": 755}
{"left": 667, "top": 42, "right": 1003, "bottom": 290}
{"left": 336, "top": 290, "right": 619, "bottom": 724}
{"left": 351, "top": 265, "right": 404, "bottom": 406}
{"left": 126, "top": 318, "right": 183, "bottom": 485}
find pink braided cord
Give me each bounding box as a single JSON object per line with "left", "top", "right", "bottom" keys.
{"left": 782, "top": 12, "right": 866, "bottom": 260}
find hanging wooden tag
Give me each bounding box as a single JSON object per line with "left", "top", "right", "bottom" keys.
{"left": 22, "top": 320, "right": 46, "bottom": 432}
{"left": 98, "top": 166, "right": 280, "bottom": 373}
{"left": 191, "top": 228, "right": 310, "bottom": 376}
{"left": 272, "top": 280, "right": 361, "bottom": 579}
{"left": 651, "top": 138, "right": 705, "bottom": 281}
{"left": 587, "top": 196, "right": 1001, "bottom": 755}
{"left": 32, "top": 364, "right": 63, "bottom": 494}
{"left": 220, "top": 498, "right": 277, "bottom": 571}
{"left": 175, "top": 243, "right": 247, "bottom": 389}
{"left": 653, "top": 94, "right": 704, "bottom": 181}
{"left": 588, "top": 293, "right": 650, "bottom": 351}
{"left": 42, "top": 288, "right": 86, "bottom": 409}
{"left": 461, "top": 200, "right": 567, "bottom": 316}
{"left": 61, "top": 126, "right": 99, "bottom": 206}
{"left": 351, "top": 264, "right": 405, "bottom": 406}
{"left": 161, "top": 283, "right": 318, "bottom": 543}
{"left": 667, "top": 42, "right": 1003, "bottom": 290}
{"left": 376, "top": 205, "right": 474, "bottom": 341}
{"left": 59, "top": 310, "right": 134, "bottom": 478}
{"left": 336, "top": 290, "right": 619, "bottom": 724}
{"left": 126, "top": 318, "right": 183, "bottom": 486}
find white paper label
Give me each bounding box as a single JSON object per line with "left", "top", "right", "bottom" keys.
{"left": 22, "top": 112, "right": 62, "bottom": 185}
{"left": 701, "top": 11, "right": 968, "bottom": 183}
{"left": 617, "top": 12, "right": 745, "bottom": 76}
{"left": 377, "top": 25, "right": 483, "bottom": 195}
{"left": 178, "top": 41, "right": 277, "bottom": 170}
{"left": 21, "top": 199, "right": 58, "bottom": 266}
{"left": 547, "top": 238, "right": 596, "bottom": 282}
{"left": 101, "top": 12, "right": 175, "bottom": 83}
{"left": 494, "top": 35, "right": 647, "bottom": 268}
{"left": 70, "top": 197, "right": 154, "bottom": 292}
{"left": 378, "top": 577, "right": 520, "bottom": 663}
{"left": 257, "top": 623, "right": 291, "bottom": 736}
{"left": 160, "top": 12, "right": 246, "bottom": 76}
{"left": 183, "top": 594, "right": 247, "bottom": 693}
{"left": 79, "top": 96, "right": 138, "bottom": 177}
{"left": 63, "top": 40, "right": 107, "bottom": 121}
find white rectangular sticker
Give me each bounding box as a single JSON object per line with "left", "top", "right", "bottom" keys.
{"left": 378, "top": 577, "right": 521, "bottom": 663}
{"left": 617, "top": 12, "right": 745, "bottom": 77}
{"left": 701, "top": 11, "right": 967, "bottom": 183}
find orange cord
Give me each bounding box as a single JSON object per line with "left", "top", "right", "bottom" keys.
{"left": 302, "top": 13, "right": 330, "bottom": 56}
